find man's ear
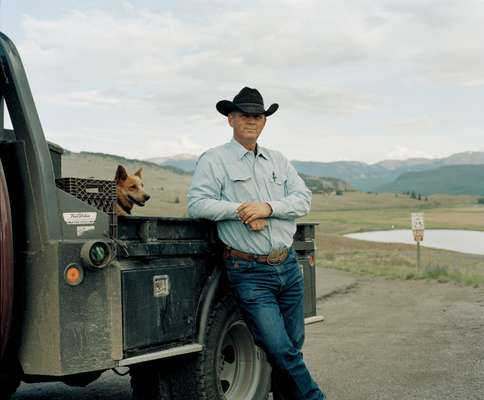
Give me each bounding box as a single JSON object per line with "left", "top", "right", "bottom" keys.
{"left": 115, "top": 165, "right": 128, "bottom": 183}
{"left": 228, "top": 113, "right": 235, "bottom": 128}
{"left": 134, "top": 168, "right": 143, "bottom": 178}
{"left": 261, "top": 116, "right": 267, "bottom": 129}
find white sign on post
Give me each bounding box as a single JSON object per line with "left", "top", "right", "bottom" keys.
{"left": 411, "top": 213, "right": 425, "bottom": 230}
{"left": 411, "top": 213, "right": 425, "bottom": 242}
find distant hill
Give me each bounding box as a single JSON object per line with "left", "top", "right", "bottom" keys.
{"left": 147, "top": 154, "right": 197, "bottom": 164}
{"left": 146, "top": 154, "right": 198, "bottom": 172}
{"left": 300, "top": 173, "right": 353, "bottom": 194}
{"left": 70, "top": 150, "right": 191, "bottom": 176}
{"left": 154, "top": 151, "right": 484, "bottom": 191}
{"left": 145, "top": 153, "right": 353, "bottom": 192}
{"left": 375, "top": 165, "right": 484, "bottom": 195}
{"left": 293, "top": 151, "right": 484, "bottom": 191}
{"left": 292, "top": 160, "right": 392, "bottom": 190}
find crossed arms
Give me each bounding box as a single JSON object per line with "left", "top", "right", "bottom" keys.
{"left": 187, "top": 153, "right": 311, "bottom": 230}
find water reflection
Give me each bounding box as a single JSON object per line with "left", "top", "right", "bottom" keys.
{"left": 345, "top": 229, "right": 484, "bottom": 256}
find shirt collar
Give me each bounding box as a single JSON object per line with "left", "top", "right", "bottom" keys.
{"left": 230, "top": 138, "right": 268, "bottom": 160}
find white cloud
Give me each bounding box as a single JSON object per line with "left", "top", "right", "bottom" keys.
{"left": 372, "top": 0, "right": 484, "bottom": 86}
{"left": 146, "top": 135, "right": 205, "bottom": 157}
{"left": 17, "top": 5, "right": 379, "bottom": 114}
{"left": 386, "top": 117, "right": 434, "bottom": 132}
{"left": 9, "top": 1, "right": 484, "bottom": 162}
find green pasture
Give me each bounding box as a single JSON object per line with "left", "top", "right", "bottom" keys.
{"left": 306, "top": 192, "right": 484, "bottom": 286}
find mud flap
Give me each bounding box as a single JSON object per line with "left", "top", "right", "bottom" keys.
{"left": 0, "top": 159, "right": 13, "bottom": 361}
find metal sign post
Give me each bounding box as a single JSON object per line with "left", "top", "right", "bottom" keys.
{"left": 411, "top": 213, "right": 424, "bottom": 272}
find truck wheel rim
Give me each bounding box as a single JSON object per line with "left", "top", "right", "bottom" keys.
{"left": 217, "top": 320, "right": 266, "bottom": 399}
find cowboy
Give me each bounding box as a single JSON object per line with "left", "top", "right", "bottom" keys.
{"left": 187, "top": 87, "right": 326, "bottom": 400}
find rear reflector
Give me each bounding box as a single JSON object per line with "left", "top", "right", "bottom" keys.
{"left": 64, "top": 264, "right": 84, "bottom": 286}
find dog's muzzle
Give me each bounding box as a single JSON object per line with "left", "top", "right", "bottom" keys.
{"left": 128, "top": 195, "right": 148, "bottom": 206}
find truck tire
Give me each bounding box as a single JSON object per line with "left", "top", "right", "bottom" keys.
{"left": 0, "top": 359, "right": 21, "bottom": 400}
{"left": 198, "top": 296, "right": 271, "bottom": 400}
{"left": 0, "top": 160, "right": 14, "bottom": 361}
{"left": 0, "top": 160, "right": 20, "bottom": 400}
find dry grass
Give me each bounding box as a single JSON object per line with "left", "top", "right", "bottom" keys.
{"left": 315, "top": 232, "right": 484, "bottom": 286}
{"left": 63, "top": 153, "right": 484, "bottom": 285}
{"left": 308, "top": 192, "right": 484, "bottom": 286}
{"left": 63, "top": 152, "right": 190, "bottom": 217}
{"left": 305, "top": 192, "right": 484, "bottom": 234}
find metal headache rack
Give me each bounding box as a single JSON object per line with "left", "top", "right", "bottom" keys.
{"left": 56, "top": 177, "right": 117, "bottom": 237}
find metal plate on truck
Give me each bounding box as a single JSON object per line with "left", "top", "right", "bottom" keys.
{"left": 298, "top": 254, "right": 317, "bottom": 318}
{"left": 122, "top": 263, "right": 198, "bottom": 354}
{"left": 153, "top": 275, "right": 170, "bottom": 297}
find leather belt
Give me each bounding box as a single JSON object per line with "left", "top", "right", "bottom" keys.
{"left": 223, "top": 246, "right": 289, "bottom": 265}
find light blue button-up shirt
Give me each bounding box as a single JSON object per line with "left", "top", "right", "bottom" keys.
{"left": 187, "top": 138, "right": 312, "bottom": 255}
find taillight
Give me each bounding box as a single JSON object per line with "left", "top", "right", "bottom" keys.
{"left": 64, "top": 264, "right": 84, "bottom": 286}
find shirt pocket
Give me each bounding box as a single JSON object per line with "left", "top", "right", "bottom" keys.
{"left": 267, "top": 172, "right": 287, "bottom": 200}
{"left": 224, "top": 164, "right": 254, "bottom": 202}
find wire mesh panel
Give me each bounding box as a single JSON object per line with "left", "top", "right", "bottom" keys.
{"left": 56, "top": 177, "right": 117, "bottom": 237}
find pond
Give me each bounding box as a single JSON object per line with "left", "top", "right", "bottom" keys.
{"left": 345, "top": 229, "right": 484, "bottom": 256}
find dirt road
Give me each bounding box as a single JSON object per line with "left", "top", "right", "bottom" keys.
{"left": 12, "top": 268, "right": 484, "bottom": 399}
{"left": 305, "top": 268, "right": 484, "bottom": 400}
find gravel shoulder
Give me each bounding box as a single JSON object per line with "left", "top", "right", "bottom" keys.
{"left": 306, "top": 268, "right": 484, "bottom": 400}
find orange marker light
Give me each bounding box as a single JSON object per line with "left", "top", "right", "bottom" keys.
{"left": 307, "top": 254, "right": 315, "bottom": 267}
{"left": 64, "top": 264, "right": 84, "bottom": 286}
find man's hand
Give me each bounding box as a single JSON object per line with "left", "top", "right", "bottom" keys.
{"left": 247, "top": 219, "right": 268, "bottom": 231}
{"left": 237, "top": 202, "right": 272, "bottom": 224}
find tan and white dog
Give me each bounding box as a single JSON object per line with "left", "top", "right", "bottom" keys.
{"left": 115, "top": 165, "right": 150, "bottom": 216}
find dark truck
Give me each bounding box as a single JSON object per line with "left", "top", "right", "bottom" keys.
{"left": 0, "top": 32, "right": 321, "bottom": 400}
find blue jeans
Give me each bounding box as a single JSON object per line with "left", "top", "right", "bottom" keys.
{"left": 225, "top": 249, "right": 325, "bottom": 400}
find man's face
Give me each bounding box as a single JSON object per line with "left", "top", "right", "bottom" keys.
{"left": 228, "top": 111, "right": 266, "bottom": 144}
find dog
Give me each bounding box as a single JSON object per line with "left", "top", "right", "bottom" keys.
{"left": 115, "top": 165, "right": 151, "bottom": 216}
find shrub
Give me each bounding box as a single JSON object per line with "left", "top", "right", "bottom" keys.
{"left": 422, "top": 264, "right": 448, "bottom": 280}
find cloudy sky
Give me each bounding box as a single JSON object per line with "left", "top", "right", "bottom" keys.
{"left": 1, "top": 0, "right": 484, "bottom": 163}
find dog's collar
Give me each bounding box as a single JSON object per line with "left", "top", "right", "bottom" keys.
{"left": 117, "top": 199, "right": 132, "bottom": 215}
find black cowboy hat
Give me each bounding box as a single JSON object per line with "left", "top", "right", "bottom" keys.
{"left": 216, "top": 87, "right": 279, "bottom": 117}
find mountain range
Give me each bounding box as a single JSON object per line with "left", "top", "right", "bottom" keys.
{"left": 375, "top": 165, "right": 484, "bottom": 196}
{"left": 62, "top": 151, "right": 349, "bottom": 198}
{"left": 146, "top": 151, "right": 484, "bottom": 192}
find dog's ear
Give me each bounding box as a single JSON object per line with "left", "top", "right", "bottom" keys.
{"left": 134, "top": 168, "right": 143, "bottom": 178}
{"left": 115, "top": 165, "right": 128, "bottom": 183}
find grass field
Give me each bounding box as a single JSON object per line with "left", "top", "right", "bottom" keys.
{"left": 63, "top": 152, "right": 484, "bottom": 286}
{"left": 306, "top": 192, "right": 484, "bottom": 286}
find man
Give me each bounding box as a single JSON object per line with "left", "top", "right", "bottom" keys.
{"left": 187, "top": 87, "right": 325, "bottom": 400}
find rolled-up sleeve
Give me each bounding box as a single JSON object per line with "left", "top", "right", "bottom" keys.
{"left": 187, "top": 153, "right": 241, "bottom": 221}
{"left": 267, "top": 158, "right": 312, "bottom": 219}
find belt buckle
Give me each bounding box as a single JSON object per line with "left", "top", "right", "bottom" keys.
{"left": 266, "top": 247, "right": 289, "bottom": 265}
